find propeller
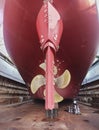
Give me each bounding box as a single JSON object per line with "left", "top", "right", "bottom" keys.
{"left": 30, "top": 62, "right": 71, "bottom": 102}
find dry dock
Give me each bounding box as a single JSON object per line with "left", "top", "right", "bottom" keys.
{"left": 0, "top": 101, "right": 99, "bottom": 130}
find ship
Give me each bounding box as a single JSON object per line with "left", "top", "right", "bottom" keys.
{"left": 3, "top": 0, "right": 99, "bottom": 113}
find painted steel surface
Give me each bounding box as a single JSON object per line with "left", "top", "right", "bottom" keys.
{"left": 3, "top": 0, "right": 99, "bottom": 103}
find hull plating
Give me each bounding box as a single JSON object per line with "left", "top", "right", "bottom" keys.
{"left": 4, "top": 0, "right": 99, "bottom": 101}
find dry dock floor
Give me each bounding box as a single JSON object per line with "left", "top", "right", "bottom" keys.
{"left": 0, "top": 101, "right": 99, "bottom": 130}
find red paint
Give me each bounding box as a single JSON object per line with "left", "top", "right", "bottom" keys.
{"left": 36, "top": 1, "right": 63, "bottom": 110}
{"left": 45, "top": 46, "right": 55, "bottom": 110}
{"left": 3, "top": 0, "right": 99, "bottom": 103}
{"left": 36, "top": 1, "right": 63, "bottom": 51}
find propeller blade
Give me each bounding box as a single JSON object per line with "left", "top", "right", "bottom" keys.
{"left": 39, "top": 62, "right": 57, "bottom": 75}
{"left": 54, "top": 90, "right": 63, "bottom": 103}
{"left": 43, "top": 89, "right": 63, "bottom": 103}
{"left": 30, "top": 75, "right": 45, "bottom": 94}
{"left": 39, "top": 62, "right": 46, "bottom": 71}
{"left": 55, "top": 70, "right": 71, "bottom": 89}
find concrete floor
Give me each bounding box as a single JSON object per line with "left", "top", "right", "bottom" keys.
{"left": 0, "top": 100, "right": 99, "bottom": 130}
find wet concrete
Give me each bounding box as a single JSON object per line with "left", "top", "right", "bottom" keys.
{"left": 0, "top": 100, "right": 99, "bottom": 130}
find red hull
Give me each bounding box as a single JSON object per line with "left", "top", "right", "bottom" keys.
{"left": 4, "top": 0, "right": 99, "bottom": 101}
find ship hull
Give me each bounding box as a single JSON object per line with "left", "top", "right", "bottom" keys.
{"left": 4, "top": 0, "right": 99, "bottom": 100}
